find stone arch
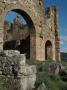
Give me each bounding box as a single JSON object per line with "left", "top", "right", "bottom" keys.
{"left": 2, "top": 2, "right": 38, "bottom": 29}
{"left": 3, "top": 8, "right": 36, "bottom": 59}
{"left": 12, "top": 9, "right": 35, "bottom": 28}
{"left": 45, "top": 40, "right": 53, "bottom": 60}
{"left": 0, "top": 1, "right": 46, "bottom": 60}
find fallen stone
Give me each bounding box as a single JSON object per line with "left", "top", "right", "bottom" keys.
{"left": 37, "top": 83, "right": 47, "bottom": 90}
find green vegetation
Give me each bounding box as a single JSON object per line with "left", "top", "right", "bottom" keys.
{"left": 61, "top": 52, "right": 67, "bottom": 61}
{"left": 0, "top": 76, "right": 19, "bottom": 90}
{"left": 36, "top": 72, "right": 67, "bottom": 90}
{"left": 62, "top": 61, "right": 67, "bottom": 70}
{"left": 27, "top": 59, "right": 67, "bottom": 90}
{"left": 26, "top": 58, "right": 58, "bottom": 65}
{"left": 26, "top": 59, "right": 42, "bottom": 65}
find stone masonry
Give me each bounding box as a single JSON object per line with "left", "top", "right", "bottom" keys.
{"left": 0, "top": 0, "right": 60, "bottom": 61}
{"left": 0, "top": 50, "right": 37, "bottom": 90}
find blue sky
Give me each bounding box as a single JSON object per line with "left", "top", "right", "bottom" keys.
{"left": 5, "top": 0, "right": 67, "bottom": 52}
{"left": 5, "top": 11, "right": 26, "bottom": 24}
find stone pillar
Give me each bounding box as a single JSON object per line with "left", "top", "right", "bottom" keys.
{"left": 30, "top": 30, "right": 36, "bottom": 59}
{"left": 0, "top": 28, "right": 3, "bottom": 50}
{"left": 0, "top": 11, "right": 4, "bottom": 50}
{"left": 55, "top": 40, "right": 61, "bottom": 62}
{"left": 0, "top": 23, "right": 3, "bottom": 50}
{"left": 35, "top": 34, "right": 45, "bottom": 61}
{"left": 52, "top": 41, "right": 56, "bottom": 61}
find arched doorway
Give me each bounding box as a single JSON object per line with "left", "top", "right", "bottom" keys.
{"left": 45, "top": 40, "right": 52, "bottom": 60}
{"left": 3, "top": 9, "right": 35, "bottom": 59}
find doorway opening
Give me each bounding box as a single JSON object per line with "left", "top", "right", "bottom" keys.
{"left": 45, "top": 40, "right": 52, "bottom": 60}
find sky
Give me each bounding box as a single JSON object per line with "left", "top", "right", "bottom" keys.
{"left": 5, "top": 0, "right": 67, "bottom": 52}
{"left": 5, "top": 11, "right": 26, "bottom": 24}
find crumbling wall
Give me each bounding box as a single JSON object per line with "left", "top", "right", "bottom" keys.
{"left": 0, "top": 0, "right": 60, "bottom": 61}
{"left": 0, "top": 50, "right": 36, "bottom": 90}
{"left": 45, "top": 6, "right": 60, "bottom": 61}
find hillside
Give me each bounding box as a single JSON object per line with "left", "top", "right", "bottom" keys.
{"left": 61, "top": 52, "right": 67, "bottom": 61}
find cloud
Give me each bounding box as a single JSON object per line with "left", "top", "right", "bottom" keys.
{"left": 61, "top": 48, "right": 67, "bottom": 52}
{"left": 60, "top": 36, "right": 67, "bottom": 52}
{"left": 60, "top": 41, "right": 63, "bottom": 45}
{"left": 61, "top": 36, "right": 67, "bottom": 41}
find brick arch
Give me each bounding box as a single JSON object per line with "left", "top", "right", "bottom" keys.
{"left": 45, "top": 40, "right": 53, "bottom": 60}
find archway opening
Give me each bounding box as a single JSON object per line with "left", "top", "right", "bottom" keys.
{"left": 45, "top": 40, "right": 52, "bottom": 60}
{"left": 3, "top": 9, "right": 35, "bottom": 59}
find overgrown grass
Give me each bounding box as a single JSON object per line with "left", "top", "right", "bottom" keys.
{"left": 27, "top": 59, "right": 67, "bottom": 90}
{"left": 26, "top": 58, "right": 60, "bottom": 65}
{"left": 35, "top": 71, "right": 67, "bottom": 90}
{"left": 26, "top": 58, "right": 43, "bottom": 65}
{"left": 0, "top": 76, "right": 20, "bottom": 90}
{"left": 62, "top": 61, "right": 67, "bottom": 70}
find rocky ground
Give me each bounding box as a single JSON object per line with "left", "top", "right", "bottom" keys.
{"left": 0, "top": 50, "right": 67, "bottom": 90}
{"left": 0, "top": 50, "right": 36, "bottom": 90}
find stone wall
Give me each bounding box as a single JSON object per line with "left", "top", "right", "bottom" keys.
{"left": 4, "top": 21, "right": 29, "bottom": 41}
{"left": 0, "top": 50, "right": 37, "bottom": 90}
{"left": 0, "top": 0, "right": 60, "bottom": 61}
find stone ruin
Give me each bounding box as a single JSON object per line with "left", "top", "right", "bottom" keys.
{"left": 0, "top": 0, "right": 60, "bottom": 61}
{"left": 0, "top": 50, "right": 36, "bottom": 90}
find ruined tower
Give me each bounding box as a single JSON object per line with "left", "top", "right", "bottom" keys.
{"left": 0, "top": 0, "right": 60, "bottom": 61}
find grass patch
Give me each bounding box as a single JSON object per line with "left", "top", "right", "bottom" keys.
{"left": 0, "top": 76, "right": 20, "bottom": 90}
{"left": 36, "top": 71, "right": 67, "bottom": 90}
{"left": 26, "top": 58, "right": 43, "bottom": 65}
{"left": 26, "top": 59, "right": 67, "bottom": 90}
{"left": 62, "top": 61, "right": 67, "bottom": 70}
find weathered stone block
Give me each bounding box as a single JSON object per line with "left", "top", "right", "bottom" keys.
{"left": 0, "top": 50, "right": 37, "bottom": 90}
